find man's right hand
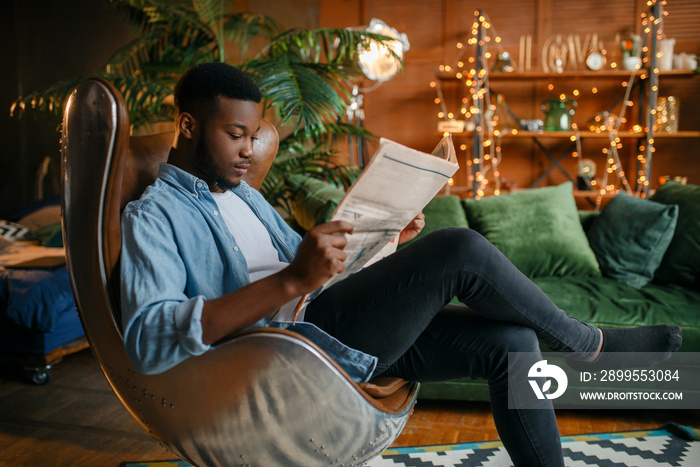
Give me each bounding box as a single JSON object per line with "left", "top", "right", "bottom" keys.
{"left": 282, "top": 220, "right": 353, "bottom": 295}
{"left": 202, "top": 221, "right": 353, "bottom": 345}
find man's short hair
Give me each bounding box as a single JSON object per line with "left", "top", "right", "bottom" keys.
{"left": 174, "top": 62, "right": 262, "bottom": 119}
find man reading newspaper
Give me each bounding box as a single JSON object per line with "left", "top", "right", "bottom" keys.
{"left": 120, "top": 63, "right": 682, "bottom": 467}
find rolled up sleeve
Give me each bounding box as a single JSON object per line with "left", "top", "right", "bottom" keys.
{"left": 121, "top": 205, "right": 211, "bottom": 374}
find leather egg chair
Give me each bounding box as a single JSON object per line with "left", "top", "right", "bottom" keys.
{"left": 60, "top": 78, "right": 418, "bottom": 467}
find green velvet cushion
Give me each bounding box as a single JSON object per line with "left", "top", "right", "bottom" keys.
{"left": 587, "top": 192, "right": 678, "bottom": 288}
{"left": 284, "top": 174, "right": 345, "bottom": 231}
{"left": 462, "top": 182, "right": 600, "bottom": 278}
{"left": 399, "top": 195, "right": 469, "bottom": 248}
{"left": 650, "top": 181, "right": 700, "bottom": 288}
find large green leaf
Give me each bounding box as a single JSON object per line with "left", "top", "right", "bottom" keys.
{"left": 244, "top": 60, "right": 348, "bottom": 134}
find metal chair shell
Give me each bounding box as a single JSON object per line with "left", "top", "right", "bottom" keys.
{"left": 61, "top": 78, "right": 418, "bottom": 467}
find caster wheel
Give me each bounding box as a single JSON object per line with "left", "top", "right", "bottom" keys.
{"left": 29, "top": 368, "right": 51, "bottom": 385}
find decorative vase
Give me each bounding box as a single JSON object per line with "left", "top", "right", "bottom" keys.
{"left": 658, "top": 38, "right": 676, "bottom": 71}
{"left": 656, "top": 96, "right": 679, "bottom": 133}
{"left": 622, "top": 56, "right": 642, "bottom": 70}
{"left": 541, "top": 98, "right": 577, "bottom": 131}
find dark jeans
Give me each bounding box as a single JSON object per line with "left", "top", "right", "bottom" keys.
{"left": 305, "top": 228, "right": 601, "bottom": 467}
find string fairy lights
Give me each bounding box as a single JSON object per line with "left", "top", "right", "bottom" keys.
{"left": 431, "top": 1, "right": 667, "bottom": 200}
{"left": 431, "top": 9, "right": 511, "bottom": 199}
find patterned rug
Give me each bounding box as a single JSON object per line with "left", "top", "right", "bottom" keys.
{"left": 368, "top": 423, "right": 699, "bottom": 467}
{"left": 123, "top": 423, "right": 699, "bottom": 467}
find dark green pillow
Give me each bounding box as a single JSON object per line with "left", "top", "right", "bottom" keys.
{"left": 650, "top": 181, "right": 700, "bottom": 288}
{"left": 284, "top": 174, "right": 345, "bottom": 231}
{"left": 578, "top": 210, "right": 600, "bottom": 235}
{"left": 462, "top": 182, "right": 600, "bottom": 278}
{"left": 399, "top": 195, "right": 469, "bottom": 248}
{"left": 587, "top": 192, "right": 678, "bottom": 288}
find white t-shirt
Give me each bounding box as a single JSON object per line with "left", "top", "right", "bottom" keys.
{"left": 210, "top": 191, "right": 303, "bottom": 321}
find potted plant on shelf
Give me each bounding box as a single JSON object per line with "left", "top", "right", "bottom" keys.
{"left": 12, "top": 0, "right": 401, "bottom": 214}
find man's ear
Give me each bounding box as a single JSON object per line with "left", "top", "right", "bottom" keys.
{"left": 177, "top": 112, "right": 197, "bottom": 140}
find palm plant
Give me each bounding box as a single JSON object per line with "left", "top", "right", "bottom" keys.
{"left": 12, "top": 0, "right": 401, "bottom": 213}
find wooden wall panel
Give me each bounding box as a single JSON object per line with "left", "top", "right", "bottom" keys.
{"left": 320, "top": 0, "right": 700, "bottom": 192}
{"left": 362, "top": 0, "right": 446, "bottom": 154}
{"left": 456, "top": 0, "right": 539, "bottom": 66}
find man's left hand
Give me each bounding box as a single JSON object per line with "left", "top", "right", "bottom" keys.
{"left": 398, "top": 212, "right": 425, "bottom": 244}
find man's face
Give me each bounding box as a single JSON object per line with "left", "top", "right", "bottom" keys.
{"left": 192, "top": 97, "right": 261, "bottom": 191}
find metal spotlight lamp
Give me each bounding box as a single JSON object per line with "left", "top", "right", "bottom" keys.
{"left": 347, "top": 19, "right": 410, "bottom": 166}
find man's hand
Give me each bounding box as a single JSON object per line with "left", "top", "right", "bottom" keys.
{"left": 282, "top": 220, "right": 354, "bottom": 295}
{"left": 202, "top": 221, "right": 353, "bottom": 345}
{"left": 398, "top": 212, "right": 425, "bottom": 244}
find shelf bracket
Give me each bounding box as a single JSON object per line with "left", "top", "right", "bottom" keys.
{"left": 529, "top": 138, "right": 577, "bottom": 188}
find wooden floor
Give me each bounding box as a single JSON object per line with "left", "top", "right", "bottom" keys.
{"left": 1, "top": 349, "right": 698, "bottom": 466}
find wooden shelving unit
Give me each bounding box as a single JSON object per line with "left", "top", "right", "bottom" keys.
{"left": 439, "top": 4, "right": 698, "bottom": 199}
{"left": 445, "top": 130, "right": 700, "bottom": 139}
{"left": 437, "top": 69, "right": 696, "bottom": 81}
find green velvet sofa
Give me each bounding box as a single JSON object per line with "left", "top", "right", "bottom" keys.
{"left": 284, "top": 176, "right": 700, "bottom": 402}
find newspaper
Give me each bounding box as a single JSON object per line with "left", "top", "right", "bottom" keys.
{"left": 322, "top": 134, "right": 459, "bottom": 291}
{"left": 288, "top": 134, "right": 459, "bottom": 322}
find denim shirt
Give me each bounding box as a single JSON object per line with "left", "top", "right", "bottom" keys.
{"left": 120, "top": 163, "right": 377, "bottom": 381}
